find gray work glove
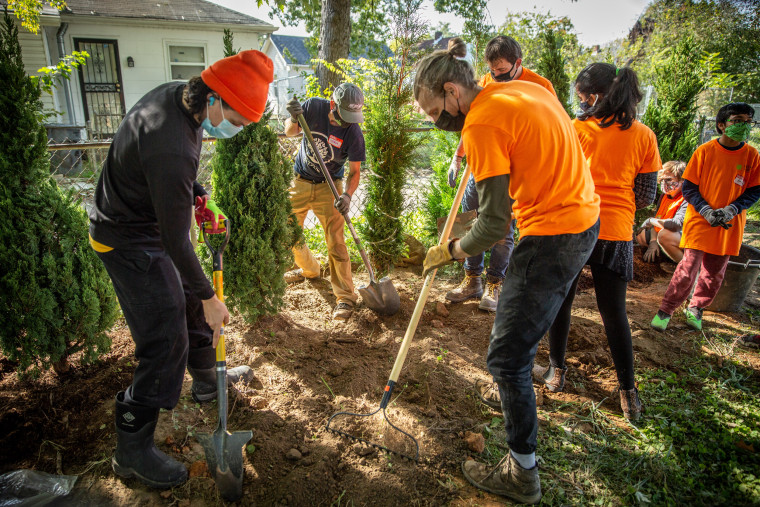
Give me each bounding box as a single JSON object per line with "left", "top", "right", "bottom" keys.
{"left": 640, "top": 218, "right": 654, "bottom": 229}
{"left": 286, "top": 97, "right": 303, "bottom": 121}
{"left": 717, "top": 204, "right": 738, "bottom": 224}
{"left": 334, "top": 192, "right": 351, "bottom": 215}
{"left": 448, "top": 153, "right": 463, "bottom": 188}
{"left": 643, "top": 242, "right": 660, "bottom": 262}
{"left": 699, "top": 205, "right": 723, "bottom": 227}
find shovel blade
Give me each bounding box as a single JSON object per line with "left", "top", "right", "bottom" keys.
{"left": 358, "top": 276, "right": 400, "bottom": 316}
{"left": 198, "top": 429, "right": 252, "bottom": 502}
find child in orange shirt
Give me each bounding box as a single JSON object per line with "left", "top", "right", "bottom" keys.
{"left": 652, "top": 102, "right": 760, "bottom": 331}
{"left": 535, "top": 63, "right": 661, "bottom": 421}
{"left": 636, "top": 161, "right": 688, "bottom": 263}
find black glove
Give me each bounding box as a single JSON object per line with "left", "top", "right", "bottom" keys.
{"left": 334, "top": 192, "right": 351, "bottom": 215}
{"left": 286, "top": 97, "right": 303, "bottom": 121}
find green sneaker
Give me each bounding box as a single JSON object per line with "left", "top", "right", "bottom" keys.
{"left": 650, "top": 310, "right": 671, "bottom": 331}
{"left": 684, "top": 307, "right": 703, "bottom": 331}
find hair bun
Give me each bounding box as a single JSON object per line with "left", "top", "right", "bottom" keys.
{"left": 447, "top": 37, "right": 467, "bottom": 59}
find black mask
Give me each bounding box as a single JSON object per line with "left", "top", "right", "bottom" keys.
{"left": 434, "top": 93, "right": 466, "bottom": 132}
{"left": 490, "top": 64, "right": 518, "bottom": 82}
{"left": 331, "top": 108, "right": 348, "bottom": 128}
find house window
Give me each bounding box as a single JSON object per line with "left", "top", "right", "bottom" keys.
{"left": 166, "top": 43, "right": 206, "bottom": 81}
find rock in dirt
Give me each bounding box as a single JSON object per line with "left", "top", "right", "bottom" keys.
{"left": 250, "top": 396, "right": 269, "bottom": 410}
{"left": 535, "top": 388, "right": 544, "bottom": 406}
{"left": 327, "top": 364, "right": 343, "bottom": 377}
{"left": 435, "top": 302, "right": 449, "bottom": 318}
{"left": 353, "top": 443, "right": 377, "bottom": 457}
{"left": 160, "top": 490, "right": 173, "bottom": 499}
{"left": 464, "top": 431, "right": 485, "bottom": 453}
{"left": 431, "top": 319, "right": 445, "bottom": 329}
{"left": 189, "top": 460, "right": 209, "bottom": 478}
{"left": 286, "top": 448, "right": 302, "bottom": 461}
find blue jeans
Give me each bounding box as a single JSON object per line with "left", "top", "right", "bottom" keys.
{"left": 462, "top": 175, "right": 514, "bottom": 278}
{"left": 487, "top": 220, "right": 599, "bottom": 454}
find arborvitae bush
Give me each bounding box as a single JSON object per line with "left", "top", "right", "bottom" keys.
{"left": 0, "top": 12, "right": 119, "bottom": 375}
{"left": 642, "top": 37, "right": 706, "bottom": 162}
{"left": 422, "top": 130, "right": 461, "bottom": 243}
{"left": 536, "top": 28, "right": 572, "bottom": 117}
{"left": 360, "top": 3, "right": 426, "bottom": 271}
{"left": 204, "top": 31, "right": 301, "bottom": 322}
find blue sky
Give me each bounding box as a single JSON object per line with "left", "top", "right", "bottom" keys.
{"left": 212, "top": 0, "right": 652, "bottom": 47}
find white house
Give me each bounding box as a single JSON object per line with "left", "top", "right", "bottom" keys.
{"left": 261, "top": 34, "right": 314, "bottom": 118}
{"left": 9, "top": 0, "right": 275, "bottom": 140}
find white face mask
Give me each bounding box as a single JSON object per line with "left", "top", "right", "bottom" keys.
{"left": 201, "top": 97, "right": 243, "bottom": 138}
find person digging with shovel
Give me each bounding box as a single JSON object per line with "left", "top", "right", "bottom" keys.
{"left": 89, "top": 50, "right": 273, "bottom": 489}
{"left": 282, "top": 83, "right": 366, "bottom": 321}
{"left": 415, "top": 42, "right": 600, "bottom": 504}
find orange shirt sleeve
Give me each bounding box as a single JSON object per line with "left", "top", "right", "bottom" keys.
{"left": 638, "top": 129, "right": 662, "bottom": 175}
{"left": 462, "top": 123, "right": 513, "bottom": 182}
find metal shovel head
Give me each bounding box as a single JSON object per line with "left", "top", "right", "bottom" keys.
{"left": 197, "top": 428, "right": 252, "bottom": 502}
{"left": 359, "top": 276, "right": 400, "bottom": 316}
{"left": 437, "top": 209, "right": 477, "bottom": 240}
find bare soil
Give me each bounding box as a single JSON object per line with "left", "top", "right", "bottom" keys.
{"left": 1, "top": 247, "right": 758, "bottom": 506}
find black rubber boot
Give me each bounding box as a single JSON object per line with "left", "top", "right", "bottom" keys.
{"left": 112, "top": 391, "right": 188, "bottom": 489}
{"left": 188, "top": 365, "right": 254, "bottom": 403}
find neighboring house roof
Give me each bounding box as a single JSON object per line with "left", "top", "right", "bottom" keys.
{"left": 418, "top": 33, "right": 458, "bottom": 51}
{"left": 269, "top": 34, "right": 392, "bottom": 67}
{"left": 270, "top": 34, "right": 312, "bottom": 66}
{"left": 60, "top": 0, "right": 270, "bottom": 26}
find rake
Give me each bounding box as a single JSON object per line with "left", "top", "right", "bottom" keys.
{"left": 326, "top": 165, "right": 473, "bottom": 462}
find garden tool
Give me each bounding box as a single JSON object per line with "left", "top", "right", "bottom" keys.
{"left": 326, "top": 165, "right": 473, "bottom": 462}
{"left": 197, "top": 219, "right": 252, "bottom": 502}
{"left": 295, "top": 111, "right": 400, "bottom": 316}
{"left": 437, "top": 209, "right": 477, "bottom": 240}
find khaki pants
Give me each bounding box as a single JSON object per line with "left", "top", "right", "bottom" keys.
{"left": 290, "top": 177, "right": 357, "bottom": 305}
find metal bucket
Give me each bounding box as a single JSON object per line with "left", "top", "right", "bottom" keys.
{"left": 707, "top": 244, "right": 760, "bottom": 312}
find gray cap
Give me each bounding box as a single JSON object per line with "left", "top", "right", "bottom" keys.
{"left": 333, "top": 82, "right": 364, "bottom": 123}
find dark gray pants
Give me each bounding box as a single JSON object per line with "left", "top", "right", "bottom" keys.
{"left": 96, "top": 248, "right": 215, "bottom": 409}
{"left": 487, "top": 221, "right": 599, "bottom": 454}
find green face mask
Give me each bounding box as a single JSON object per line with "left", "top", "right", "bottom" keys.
{"left": 725, "top": 121, "right": 751, "bottom": 142}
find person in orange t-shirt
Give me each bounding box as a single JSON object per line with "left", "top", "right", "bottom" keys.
{"left": 414, "top": 41, "right": 599, "bottom": 504}
{"left": 534, "top": 63, "right": 660, "bottom": 422}
{"left": 445, "top": 36, "right": 558, "bottom": 312}
{"left": 636, "top": 161, "right": 688, "bottom": 263}
{"left": 652, "top": 102, "right": 760, "bottom": 332}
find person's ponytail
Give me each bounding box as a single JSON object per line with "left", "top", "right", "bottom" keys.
{"left": 575, "top": 63, "right": 642, "bottom": 130}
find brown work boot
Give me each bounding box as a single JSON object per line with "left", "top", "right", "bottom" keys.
{"left": 284, "top": 268, "right": 319, "bottom": 284}
{"left": 620, "top": 386, "right": 643, "bottom": 421}
{"left": 475, "top": 379, "right": 501, "bottom": 410}
{"left": 478, "top": 275, "right": 503, "bottom": 312}
{"left": 462, "top": 454, "right": 541, "bottom": 504}
{"left": 445, "top": 270, "right": 483, "bottom": 303}
{"left": 532, "top": 364, "right": 566, "bottom": 392}
{"left": 332, "top": 301, "right": 354, "bottom": 321}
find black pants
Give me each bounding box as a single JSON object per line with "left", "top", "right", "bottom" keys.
{"left": 548, "top": 263, "right": 636, "bottom": 390}
{"left": 96, "top": 248, "right": 215, "bottom": 409}
{"left": 486, "top": 220, "right": 599, "bottom": 455}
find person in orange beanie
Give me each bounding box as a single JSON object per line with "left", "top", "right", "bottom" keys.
{"left": 89, "top": 50, "right": 273, "bottom": 489}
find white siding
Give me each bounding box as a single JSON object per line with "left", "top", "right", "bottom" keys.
{"left": 61, "top": 20, "right": 267, "bottom": 122}
{"left": 18, "top": 24, "right": 56, "bottom": 114}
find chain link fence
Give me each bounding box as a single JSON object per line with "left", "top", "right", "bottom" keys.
{"left": 48, "top": 129, "right": 434, "bottom": 229}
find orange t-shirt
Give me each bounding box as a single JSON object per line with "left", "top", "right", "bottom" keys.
{"left": 462, "top": 82, "right": 600, "bottom": 237}
{"left": 653, "top": 192, "right": 685, "bottom": 232}
{"left": 479, "top": 67, "right": 557, "bottom": 97}
{"left": 573, "top": 119, "right": 661, "bottom": 241}
{"left": 680, "top": 140, "right": 760, "bottom": 256}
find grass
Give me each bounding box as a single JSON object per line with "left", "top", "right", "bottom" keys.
{"left": 480, "top": 341, "right": 760, "bottom": 505}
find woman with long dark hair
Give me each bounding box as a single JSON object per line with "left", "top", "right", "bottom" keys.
{"left": 534, "top": 63, "right": 661, "bottom": 421}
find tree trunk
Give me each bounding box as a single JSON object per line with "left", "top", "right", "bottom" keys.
{"left": 316, "top": 0, "right": 351, "bottom": 92}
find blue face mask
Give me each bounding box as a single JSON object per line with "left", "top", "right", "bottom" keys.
{"left": 201, "top": 97, "right": 243, "bottom": 139}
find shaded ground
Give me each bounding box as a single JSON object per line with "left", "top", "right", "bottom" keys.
{"left": 1, "top": 246, "right": 759, "bottom": 506}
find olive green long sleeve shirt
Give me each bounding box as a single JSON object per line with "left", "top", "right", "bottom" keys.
{"left": 459, "top": 174, "right": 513, "bottom": 256}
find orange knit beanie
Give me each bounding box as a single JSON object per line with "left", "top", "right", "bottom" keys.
{"left": 201, "top": 50, "right": 274, "bottom": 122}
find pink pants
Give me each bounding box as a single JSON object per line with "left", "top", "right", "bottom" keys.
{"left": 659, "top": 248, "right": 730, "bottom": 315}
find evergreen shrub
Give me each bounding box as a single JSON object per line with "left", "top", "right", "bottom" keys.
{"left": 0, "top": 12, "right": 118, "bottom": 375}
{"left": 421, "top": 130, "right": 461, "bottom": 243}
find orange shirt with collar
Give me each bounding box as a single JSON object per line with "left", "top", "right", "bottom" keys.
{"left": 573, "top": 118, "right": 661, "bottom": 241}
{"left": 462, "top": 81, "right": 600, "bottom": 237}
{"left": 479, "top": 67, "right": 557, "bottom": 97}
{"left": 680, "top": 139, "right": 760, "bottom": 256}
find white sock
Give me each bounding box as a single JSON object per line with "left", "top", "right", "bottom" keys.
{"left": 510, "top": 450, "right": 536, "bottom": 470}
